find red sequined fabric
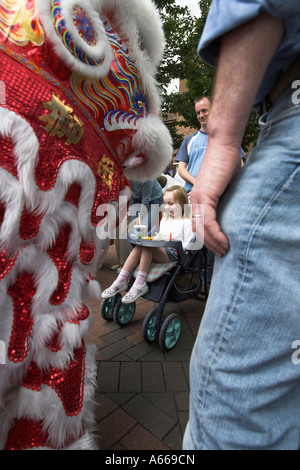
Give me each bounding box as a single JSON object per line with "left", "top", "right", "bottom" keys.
{"left": 5, "top": 418, "right": 79, "bottom": 450}
{"left": 0, "top": 0, "right": 154, "bottom": 451}
{"left": 19, "top": 205, "right": 44, "bottom": 240}
{"left": 79, "top": 239, "right": 96, "bottom": 265}
{"left": 0, "top": 137, "right": 18, "bottom": 179}
{"left": 64, "top": 182, "right": 82, "bottom": 208}
{"left": 23, "top": 344, "right": 86, "bottom": 417}
{"left": 7, "top": 272, "right": 36, "bottom": 363}
{"left": 47, "top": 225, "right": 72, "bottom": 306}
{"left": 0, "top": 51, "right": 124, "bottom": 227}
{"left": 5, "top": 419, "right": 50, "bottom": 451}
{"left": 0, "top": 250, "right": 17, "bottom": 281}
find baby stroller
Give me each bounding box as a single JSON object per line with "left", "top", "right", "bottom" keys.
{"left": 100, "top": 237, "right": 210, "bottom": 351}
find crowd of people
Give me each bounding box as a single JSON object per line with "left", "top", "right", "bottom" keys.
{"left": 105, "top": 0, "right": 300, "bottom": 451}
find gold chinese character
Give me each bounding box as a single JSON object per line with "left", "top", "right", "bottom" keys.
{"left": 66, "top": 114, "right": 84, "bottom": 146}
{"left": 38, "top": 93, "right": 84, "bottom": 146}
{"left": 98, "top": 155, "right": 115, "bottom": 191}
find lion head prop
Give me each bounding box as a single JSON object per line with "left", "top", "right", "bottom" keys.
{"left": 0, "top": 0, "right": 172, "bottom": 450}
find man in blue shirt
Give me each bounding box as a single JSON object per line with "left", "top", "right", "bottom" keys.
{"left": 176, "top": 96, "right": 244, "bottom": 194}
{"left": 175, "top": 96, "right": 211, "bottom": 194}
{"left": 184, "top": 0, "right": 300, "bottom": 451}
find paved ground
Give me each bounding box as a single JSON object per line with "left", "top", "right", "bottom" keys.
{"left": 85, "top": 243, "right": 206, "bottom": 451}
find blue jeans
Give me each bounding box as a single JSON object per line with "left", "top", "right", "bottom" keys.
{"left": 183, "top": 85, "right": 300, "bottom": 450}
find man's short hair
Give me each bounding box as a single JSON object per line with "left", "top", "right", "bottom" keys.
{"left": 194, "top": 96, "right": 212, "bottom": 105}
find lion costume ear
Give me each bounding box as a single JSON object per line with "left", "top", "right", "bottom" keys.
{"left": 36, "top": 0, "right": 113, "bottom": 78}
{"left": 92, "top": 0, "right": 165, "bottom": 71}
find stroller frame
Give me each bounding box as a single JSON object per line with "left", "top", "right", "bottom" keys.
{"left": 101, "top": 237, "right": 210, "bottom": 351}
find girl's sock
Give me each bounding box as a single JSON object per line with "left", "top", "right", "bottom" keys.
{"left": 135, "top": 271, "right": 147, "bottom": 286}
{"left": 128, "top": 271, "right": 147, "bottom": 296}
{"left": 114, "top": 269, "right": 130, "bottom": 286}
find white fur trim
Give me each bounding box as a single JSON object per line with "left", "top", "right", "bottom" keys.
{"left": 0, "top": 345, "right": 97, "bottom": 450}
{"left": 36, "top": 0, "right": 113, "bottom": 78}
{"left": 124, "top": 114, "right": 173, "bottom": 181}
{"left": 92, "top": 0, "right": 165, "bottom": 69}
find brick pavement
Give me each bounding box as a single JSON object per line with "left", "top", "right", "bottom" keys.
{"left": 86, "top": 244, "right": 206, "bottom": 450}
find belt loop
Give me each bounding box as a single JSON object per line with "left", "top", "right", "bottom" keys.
{"left": 259, "top": 97, "right": 271, "bottom": 117}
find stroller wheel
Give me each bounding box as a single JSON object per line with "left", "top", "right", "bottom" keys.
{"left": 142, "top": 308, "right": 159, "bottom": 344}
{"left": 159, "top": 314, "right": 182, "bottom": 351}
{"left": 100, "top": 295, "right": 121, "bottom": 321}
{"left": 113, "top": 297, "right": 136, "bottom": 326}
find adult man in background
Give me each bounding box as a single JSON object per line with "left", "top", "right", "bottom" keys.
{"left": 175, "top": 96, "right": 212, "bottom": 194}
{"left": 176, "top": 96, "right": 244, "bottom": 196}
{"left": 184, "top": 0, "right": 300, "bottom": 450}
{"left": 176, "top": 97, "right": 215, "bottom": 283}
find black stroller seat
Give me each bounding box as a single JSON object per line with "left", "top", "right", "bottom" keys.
{"left": 100, "top": 238, "right": 211, "bottom": 351}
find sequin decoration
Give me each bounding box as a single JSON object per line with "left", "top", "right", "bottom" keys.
{"left": 0, "top": 137, "right": 19, "bottom": 179}
{"left": 79, "top": 239, "right": 96, "bottom": 265}
{"left": 51, "top": 0, "right": 104, "bottom": 66}
{"left": 38, "top": 93, "right": 84, "bottom": 146}
{"left": 98, "top": 154, "right": 115, "bottom": 191}
{"left": 0, "top": 250, "right": 17, "bottom": 281}
{"left": 5, "top": 419, "right": 49, "bottom": 450}
{"left": 4, "top": 416, "right": 81, "bottom": 450}
{"left": 69, "top": 305, "right": 90, "bottom": 325}
{"left": 19, "top": 205, "right": 44, "bottom": 240}
{"left": 7, "top": 272, "right": 36, "bottom": 363}
{"left": 23, "top": 346, "right": 87, "bottom": 417}
{"left": 73, "top": 6, "right": 98, "bottom": 47}
{"left": 44, "top": 345, "right": 86, "bottom": 416}
{"left": 47, "top": 225, "right": 72, "bottom": 306}
{"left": 23, "top": 361, "right": 42, "bottom": 392}
{"left": 0, "top": 51, "right": 123, "bottom": 228}
{"left": 64, "top": 182, "right": 82, "bottom": 207}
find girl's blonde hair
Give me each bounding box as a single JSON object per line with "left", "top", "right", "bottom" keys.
{"left": 163, "top": 185, "right": 190, "bottom": 218}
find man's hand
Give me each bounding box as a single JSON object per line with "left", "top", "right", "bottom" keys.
{"left": 190, "top": 139, "right": 241, "bottom": 257}
{"left": 191, "top": 12, "right": 284, "bottom": 256}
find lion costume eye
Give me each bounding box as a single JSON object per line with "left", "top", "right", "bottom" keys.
{"left": 36, "top": 0, "right": 113, "bottom": 78}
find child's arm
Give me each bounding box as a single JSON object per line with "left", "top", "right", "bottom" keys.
{"left": 182, "top": 219, "right": 196, "bottom": 250}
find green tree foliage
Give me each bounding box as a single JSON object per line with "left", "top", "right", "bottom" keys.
{"left": 154, "top": 0, "right": 259, "bottom": 152}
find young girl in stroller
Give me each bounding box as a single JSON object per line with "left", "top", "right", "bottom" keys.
{"left": 102, "top": 185, "right": 195, "bottom": 303}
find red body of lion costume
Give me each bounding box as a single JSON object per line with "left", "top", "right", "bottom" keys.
{"left": 0, "top": 0, "right": 172, "bottom": 449}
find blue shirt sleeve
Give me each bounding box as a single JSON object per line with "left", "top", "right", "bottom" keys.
{"left": 175, "top": 132, "right": 198, "bottom": 164}
{"left": 198, "top": 0, "right": 300, "bottom": 109}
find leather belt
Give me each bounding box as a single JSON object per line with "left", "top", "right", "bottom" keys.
{"left": 260, "top": 56, "right": 300, "bottom": 116}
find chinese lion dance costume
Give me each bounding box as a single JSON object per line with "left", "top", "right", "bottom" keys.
{"left": 0, "top": 0, "right": 172, "bottom": 450}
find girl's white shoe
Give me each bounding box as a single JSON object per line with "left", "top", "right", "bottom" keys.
{"left": 102, "top": 281, "right": 128, "bottom": 299}
{"left": 122, "top": 283, "right": 149, "bottom": 304}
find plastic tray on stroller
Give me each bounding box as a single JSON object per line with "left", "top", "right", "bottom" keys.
{"left": 100, "top": 236, "right": 209, "bottom": 351}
